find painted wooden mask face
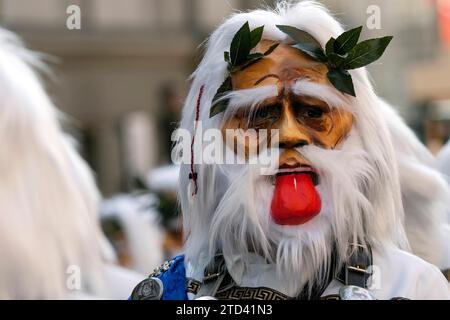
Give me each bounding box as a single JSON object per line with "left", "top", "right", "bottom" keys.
{"left": 221, "top": 40, "right": 353, "bottom": 162}
{"left": 220, "top": 40, "right": 354, "bottom": 225}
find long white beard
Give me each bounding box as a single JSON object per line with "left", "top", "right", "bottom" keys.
{"left": 208, "top": 132, "right": 377, "bottom": 296}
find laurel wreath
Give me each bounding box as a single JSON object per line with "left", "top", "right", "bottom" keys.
{"left": 210, "top": 22, "right": 393, "bottom": 118}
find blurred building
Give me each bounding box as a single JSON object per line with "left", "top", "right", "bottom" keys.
{"left": 408, "top": 0, "right": 450, "bottom": 153}
{"left": 0, "top": 0, "right": 446, "bottom": 194}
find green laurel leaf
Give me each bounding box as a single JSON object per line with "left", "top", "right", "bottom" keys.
{"left": 276, "top": 25, "right": 326, "bottom": 61}
{"left": 264, "top": 43, "right": 279, "bottom": 56}
{"left": 343, "top": 36, "right": 393, "bottom": 70}
{"left": 325, "top": 37, "right": 336, "bottom": 56}
{"left": 230, "top": 22, "right": 252, "bottom": 66}
{"left": 250, "top": 26, "right": 264, "bottom": 49}
{"left": 327, "top": 69, "right": 355, "bottom": 97}
{"left": 334, "top": 26, "right": 363, "bottom": 54}
{"left": 239, "top": 53, "right": 265, "bottom": 71}
{"left": 210, "top": 76, "right": 233, "bottom": 118}
{"left": 327, "top": 52, "right": 348, "bottom": 68}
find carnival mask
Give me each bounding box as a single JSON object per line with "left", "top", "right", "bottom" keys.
{"left": 221, "top": 40, "right": 353, "bottom": 225}
{"left": 210, "top": 23, "right": 392, "bottom": 226}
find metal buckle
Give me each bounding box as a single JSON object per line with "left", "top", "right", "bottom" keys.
{"left": 339, "top": 285, "right": 376, "bottom": 300}
{"left": 203, "top": 272, "right": 222, "bottom": 283}
{"left": 336, "top": 242, "right": 373, "bottom": 288}
{"left": 347, "top": 265, "right": 370, "bottom": 274}
{"left": 203, "top": 254, "right": 226, "bottom": 283}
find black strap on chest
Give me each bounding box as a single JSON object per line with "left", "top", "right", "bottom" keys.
{"left": 336, "top": 243, "right": 373, "bottom": 289}
{"left": 195, "top": 254, "right": 228, "bottom": 298}
{"left": 294, "top": 242, "right": 373, "bottom": 299}
{"left": 195, "top": 243, "right": 373, "bottom": 300}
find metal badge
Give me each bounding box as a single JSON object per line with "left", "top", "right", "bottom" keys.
{"left": 339, "top": 285, "right": 376, "bottom": 300}
{"left": 195, "top": 296, "right": 218, "bottom": 300}
{"left": 149, "top": 259, "right": 173, "bottom": 277}
{"left": 131, "top": 277, "right": 163, "bottom": 300}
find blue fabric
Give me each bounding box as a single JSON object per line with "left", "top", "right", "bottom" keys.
{"left": 156, "top": 255, "right": 188, "bottom": 300}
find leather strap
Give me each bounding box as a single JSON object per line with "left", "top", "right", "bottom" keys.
{"left": 194, "top": 242, "right": 373, "bottom": 300}
{"left": 295, "top": 249, "right": 338, "bottom": 300}
{"left": 195, "top": 252, "right": 335, "bottom": 300}
{"left": 442, "top": 269, "right": 450, "bottom": 282}
{"left": 194, "top": 254, "right": 227, "bottom": 298}
{"left": 336, "top": 243, "right": 373, "bottom": 288}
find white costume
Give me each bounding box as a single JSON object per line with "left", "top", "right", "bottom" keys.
{"left": 185, "top": 247, "right": 449, "bottom": 300}
{"left": 436, "top": 140, "right": 450, "bottom": 182}
{"left": 131, "top": 1, "right": 450, "bottom": 300}
{"left": 0, "top": 27, "right": 146, "bottom": 299}
{"left": 435, "top": 140, "right": 450, "bottom": 273}
{"left": 322, "top": 248, "right": 449, "bottom": 300}
{"left": 101, "top": 193, "right": 164, "bottom": 275}
{"left": 378, "top": 101, "right": 450, "bottom": 273}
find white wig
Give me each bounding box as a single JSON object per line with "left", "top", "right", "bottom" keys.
{"left": 380, "top": 101, "right": 450, "bottom": 269}
{"left": 0, "top": 28, "right": 107, "bottom": 299}
{"left": 177, "top": 1, "right": 410, "bottom": 294}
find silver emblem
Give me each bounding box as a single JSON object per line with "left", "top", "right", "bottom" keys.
{"left": 339, "top": 285, "right": 376, "bottom": 300}
{"left": 162, "top": 261, "right": 171, "bottom": 270}
{"left": 195, "top": 296, "right": 218, "bottom": 300}
{"left": 131, "top": 277, "right": 163, "bottom": 300}
{"left": 149, "top": 259, "right": 174, "bottom": 277}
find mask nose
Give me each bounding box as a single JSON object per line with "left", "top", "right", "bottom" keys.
{"left": 277, "top": 103, "right": 311, "bottom": 150}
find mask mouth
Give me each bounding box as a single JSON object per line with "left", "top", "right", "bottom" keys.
{"left": 272, "top": 165, "right": 319, "bottom": 186}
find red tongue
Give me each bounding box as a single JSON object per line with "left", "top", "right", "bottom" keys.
{"left": 270, "top": 173, "right": 321, "bottom": 225}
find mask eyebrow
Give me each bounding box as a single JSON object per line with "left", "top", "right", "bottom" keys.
{"left": 291, "top": 78, "right": 351, "bottom": 109}
{"left": 254, "top": 74, "right": 280, "bottom": 86}
{"left": 217, "top": 85, "right": 279, "bottom": 120}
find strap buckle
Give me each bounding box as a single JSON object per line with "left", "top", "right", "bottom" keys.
{"left": 193, "top": 254, "right": 227, "bottom": 298}
{"left": 202, "top": 254, "right": 226, "bottom": 283}
{"left": 203, "top": 271, "right": 223, "bottom": 283}
{"left": 336, "top": 242, "right": 373, "bottom": 288}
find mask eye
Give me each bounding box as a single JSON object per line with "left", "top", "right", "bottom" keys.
{"left": 304, "top": 106, "right": 324, "bottom": 119}
{"left": 253, "top": 104, "right": 280, "bottom": 120}
{"left": 247, "top": 104, "right": 281, "bottom": 129}
{"left": 255, "top": 107, "right": 269, "bottom": 119}
{"left": 292, "top": 99, "right": 327, "bottom": 121}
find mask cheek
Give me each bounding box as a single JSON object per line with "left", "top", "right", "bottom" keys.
{"left": 221, "top": 121, "right": 261, "bottom": 160}
{"left": 306, "top": 111, "right": 354, "bottom": 149}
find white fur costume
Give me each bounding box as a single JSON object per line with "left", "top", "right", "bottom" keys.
{"left": 176, "top": 1, "right": 450, "bottom": 299}
{"left": 381, "top": 101, "right": 450, "bottom": 272}
{"left": 436, "top": 141, "right": 450, "bottom": 181}
{"left": 435, "top": 140, "right": 450, "bottom": 271}
{"left": 0, "top": 28, "right": 145, "bottom": 299}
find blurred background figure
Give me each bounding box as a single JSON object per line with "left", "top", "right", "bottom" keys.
{"left": 146, "top": 165, "right": 183, "bottom": 258}
{"left": 99, "top": 165, "right": 181, "bottom": 273}
{"left": 435, "top": 141, "right": 450, "bottom": 279}
{"left": 0, "top": 27, "right": 147, "bottom": 299}
{"left": 381, "top": 101, "right": 450, "bottom": 275}
{"left": 100, "top": 192, "right": 164, "bottom": 275}
{"left": 0, "top": 0, "right": 450, "bottom": 291}
{"left": 436, "top": 140, "right": 450, "bottom": 182}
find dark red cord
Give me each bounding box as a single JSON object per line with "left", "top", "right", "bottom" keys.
{"left": 189, "top": 85, "right": 204, "bottom": 196}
